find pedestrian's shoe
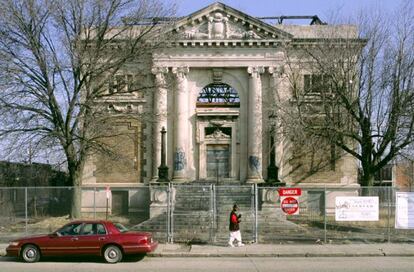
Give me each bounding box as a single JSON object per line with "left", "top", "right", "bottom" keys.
{"left": 228, "top": 243, "right": 235, "bottom": 247}
{"left": 237, "top": 243, "right": 245, "bottom": 247}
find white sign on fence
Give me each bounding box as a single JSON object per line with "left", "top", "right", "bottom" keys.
{"left": 395, "top": 192, "right": 414, "bottom": 229}
{"left": 335, "top": 196, "right": 379, "bottom": 221}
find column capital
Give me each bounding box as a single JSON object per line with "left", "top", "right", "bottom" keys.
{"left": 172, "top": 66, "right": 190, "bottom": 78}
{"left": 151, "top": 66, "right": 169, "bottom": 75}
{"left": 268, "top": 66, "right": 284, "bottom": 77}
{"left": 247, "top": 66, "right": 265, "bottom": 77}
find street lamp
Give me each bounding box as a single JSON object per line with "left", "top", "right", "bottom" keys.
{"left": 157, "top": 127, "right": 169, "bottom": 183}
{"left": 266, "top": 116, "right": 285, "bottom": 186}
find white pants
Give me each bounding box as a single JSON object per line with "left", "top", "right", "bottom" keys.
{"left": 228, "top": 230, "right": 242, "bottom": 245}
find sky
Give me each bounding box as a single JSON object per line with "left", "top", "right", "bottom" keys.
{"left": 173, "top": 0, "right": 403, "bottom": 23}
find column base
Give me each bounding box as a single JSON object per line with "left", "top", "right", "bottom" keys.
{"left": 246, "top": 178, "right": 265, "bottom": 184}
{"left": 171, "top": 177, "right": 188, "bottom": 183}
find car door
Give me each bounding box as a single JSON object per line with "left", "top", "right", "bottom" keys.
{"left": 42, "top": 223, "right": 83, "bottom": 256}
{"left": 76, "top": 223, "right": 108, "bottom": 255}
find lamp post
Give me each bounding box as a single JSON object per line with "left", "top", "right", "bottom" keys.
{"left": 266, "top": 126, "right": 285, "bottom": 186}
{"left": 157, "top": 127, "right": 169, "bottom": 183}
{"left": 267, "top": 134, "right": 279, "bottom": 183}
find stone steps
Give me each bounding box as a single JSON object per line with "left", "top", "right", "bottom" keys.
{"left": 133, "top": 185, "right": 304, "bottom": 243}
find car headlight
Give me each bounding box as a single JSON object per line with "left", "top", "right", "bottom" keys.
{"left": 9, "top": 241, "right": 19, "bottom": 246}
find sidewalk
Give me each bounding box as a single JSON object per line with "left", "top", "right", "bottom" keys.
{"left": 149, "top": 243, "right": 414, "bottom": 257}
{"left": 1, "top": 243, "right": 414, "bottom": 258}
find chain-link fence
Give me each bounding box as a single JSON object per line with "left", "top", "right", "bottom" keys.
{"left": 0, "top": 185, "right": 413, "bottom": 244}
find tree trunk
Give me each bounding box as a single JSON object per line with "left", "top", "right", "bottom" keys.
{"left": 70, "top": 185, "right": 82, "bottom": 219}
{"left": 360, "top": 171, "right": 375, "bottom": 196}
{"left": 68, "top": 159, "right": 83, "bottom": 219}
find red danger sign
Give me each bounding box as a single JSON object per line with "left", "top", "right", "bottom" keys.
{"left": 278, "top": 188, "right": 302, "bottom": 196}
{"left": 281, "top": 196, "right": 299, "bottom": 215}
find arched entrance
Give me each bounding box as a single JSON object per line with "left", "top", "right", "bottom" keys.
{"left": 196, "top": 83, "right": 240, "bottom": 182}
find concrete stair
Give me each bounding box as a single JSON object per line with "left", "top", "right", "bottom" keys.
{"left": 132, "top": 185, "right": 306, "bottom": 244}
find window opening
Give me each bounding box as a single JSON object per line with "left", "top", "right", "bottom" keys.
{"left": 197, "top": 83, "right": 240, "bottom": 107}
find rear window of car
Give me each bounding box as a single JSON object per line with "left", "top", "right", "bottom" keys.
{"left": 97, "top": 224, "right": 107, "bottom": 234}
{"left": 113, "top": 222, "right": 129, "bottom": 233}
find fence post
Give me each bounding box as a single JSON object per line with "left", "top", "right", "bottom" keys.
{"left": 211, "top": 184, "right": 217, "bottom": 243}
{"left": 25, "top": 187, "right": 28, "bottom": 235}
{"left": 167, "top": 183, "right": 171, "bottom": 243}
{"left": 254, "top": 183, "right": 258, "bottom": 244}
{"left": 324, "top": 185, "right": 327, "bottom": 244}
{"left": 93, "top": 187, "right": 96, "bottom": 219}
{"left": 387, "top": 186, "right": 392, "bottom": 243}
{"left": 168, "top": 183, "right": 174, "bottom": 244}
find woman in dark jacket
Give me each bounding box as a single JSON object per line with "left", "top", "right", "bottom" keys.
{"left": 228, "top": 204, "right": 245, "bottom": 247}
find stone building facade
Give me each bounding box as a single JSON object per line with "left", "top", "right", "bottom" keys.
{"left": 81, "top": 3, "right": 361, "bottom": 194}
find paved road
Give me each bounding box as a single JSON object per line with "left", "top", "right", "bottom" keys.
{"left": 1, "top": 256, "right": 414, "bottom": 272}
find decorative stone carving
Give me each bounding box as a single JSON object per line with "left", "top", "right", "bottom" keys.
{"left": 268, "top": 66, "right": 284, "bottom": 78}
{"left": 152, "top": 66, "right": 169, "bottom": 117}
{"left": 151, "top": 188, "right": 168, "bottom": 204}
{"left": 209, "top": 12, "right": 228, "bottom": 39}
{"left": 205, "top": 129, "right": 230, "bottom": 139}
{"left": 183, "top": 11, "right": 264, "bottom": 40}
{"left": 212, "top": 68, "right": 223, "bottom": 83}
{"left": 151, "top": 66, "right": 169, "bottom": 75}
{"left": 184, "top": 23, "right": 209, "bottom": 39}
{"left": 247, "top": 66, "right": 265, "bottom": 77}
{"left": 172, "top": 66, "right": 189, "bottom": 79}
{"left": 107, "top": 103, "right": 143, "bottom": 114}
{"left": 263, "top": 188, "right": 280, "bottom": 204}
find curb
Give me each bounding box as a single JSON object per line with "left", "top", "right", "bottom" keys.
{"left": 147, "top": 252, "right": 410, "bottom": 258}
{"left": 3, "top": 245, "right": 414, "bottom": 258}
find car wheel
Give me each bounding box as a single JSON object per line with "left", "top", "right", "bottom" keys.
{"left": 21, "top": 244, "right": 40, "bottom": 263}
{"left": 103, "top": 245, "right": 123, "bottom": 263}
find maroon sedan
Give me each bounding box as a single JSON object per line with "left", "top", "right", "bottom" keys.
{"left": 6, "top": 220, "right": 158, "bottom": 263}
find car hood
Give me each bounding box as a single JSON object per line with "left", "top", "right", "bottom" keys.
{"left": 11, "top": 234, "right": 50, "bottom": 242}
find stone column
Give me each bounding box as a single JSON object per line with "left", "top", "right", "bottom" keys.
{"left": 247, "top": 66, "right": 265, "bottom": 183}
{"left": 151, "top": 66, "right": 169, "bottom": 181}
{"left": 172, "top": 66, "right": 189, "bottom": 182}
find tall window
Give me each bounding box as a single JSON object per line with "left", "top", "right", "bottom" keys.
{"left": 303, "top": 74, "right": 331, "bottom": 94}
{"left": 197, "top": 83, "right": 240, "bottom": 107}
{"left": 109, "top": 74, "right": 139, "bottom": 94}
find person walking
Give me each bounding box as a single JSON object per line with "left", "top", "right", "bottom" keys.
{"left": 228, "top": 204, "right": 245, "bottom": 247}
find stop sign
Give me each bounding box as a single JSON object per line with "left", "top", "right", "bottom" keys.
{"left": 281, "top": 196, "right": 299, "bottom": 215}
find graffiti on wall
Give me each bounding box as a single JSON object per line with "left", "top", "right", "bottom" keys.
{"left": 174, "top": 148, "right": 186, "bottom": 171}
{"left": 249, "top": 155, "right": 260, "bottom": 172}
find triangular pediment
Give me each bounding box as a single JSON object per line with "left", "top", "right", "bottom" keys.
{"left": 171, "top": 2, "right": 293, "bottom": 41}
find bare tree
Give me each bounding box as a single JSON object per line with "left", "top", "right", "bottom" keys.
{"left": 0, "top": 0, "right": 175, "bottom": 217}
{"left": 284, "top": 1, "right": 414, "bottom": 187}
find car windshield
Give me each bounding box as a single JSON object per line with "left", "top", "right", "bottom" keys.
{"left": 114, "top": 222, "right": 129, "bottom": 233}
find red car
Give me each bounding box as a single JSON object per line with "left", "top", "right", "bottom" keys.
{"left": 6, "top": 220, "right": 158, "bottom": 263}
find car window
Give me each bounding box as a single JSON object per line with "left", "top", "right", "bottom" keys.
{"left": 113, "top": 222, "right": 129, "bottom": 233}
{"left": 81, "top": 223, "right": 95, "bottom": 235}
{"left": 96, "top": 224, "right": 107, "bottom": 235}
{"left": 58, "top": 223, "right": 82, "bottom": 236}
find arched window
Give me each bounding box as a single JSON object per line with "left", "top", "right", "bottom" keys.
{"left": 197, "top": 83, "right": 240, "bottom": 107}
